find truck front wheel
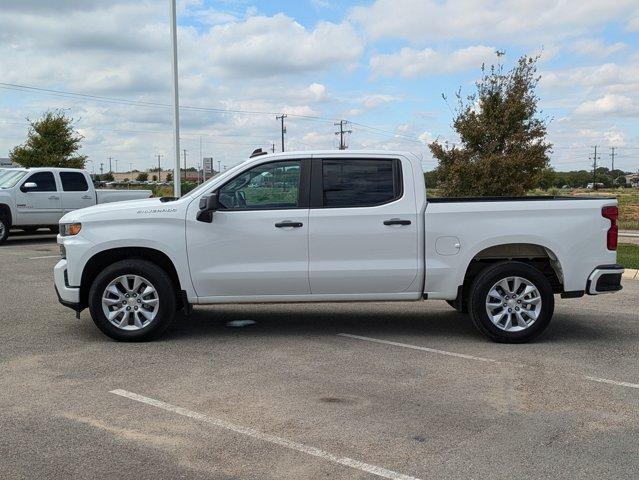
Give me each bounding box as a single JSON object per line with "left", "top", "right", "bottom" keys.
{"left": 468, "top": 261, "right": 554, "bottom": 343}
{"left": 88, "top": 259, "right": 177, "bottom": 341}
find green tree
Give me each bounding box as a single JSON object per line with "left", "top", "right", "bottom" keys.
{"left": 136, "top": 172, "right": 149, "bottom": 182}
{"left": 430, "top": 54, "right": 551, "bottom": 196}
{"left": 152, "top": 174, "right": 158, "bottom": 182}
{"left": 166, "top": 172, "right": 173, "bottom": 182}
{"left": 101, "top": 172, "right": 115, "bottom": 182}
{"left": 9, "top": 110, "right": 87, "bottom": 169}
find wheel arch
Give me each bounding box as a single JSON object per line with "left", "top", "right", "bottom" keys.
{"left": 456, "top": 242, "right": 565, "bottom": 307}
{"left": 80, "top": 247, "right": 183, "bottom": 309}
{"left": 0, "top": 203, "right": 12, "bottom": 225}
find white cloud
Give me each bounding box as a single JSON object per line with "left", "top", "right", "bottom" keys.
{"left": 201, "top": 14, "right": 364, "bottom": 77}
{"left": 570, "top": 38, "right": 626, "bottom": 58}
{"left": 351, "top": 0, "right": 637, "bottom": 43}
{"left": 311, "top": 0, "right": 333, "bottom": 9}
{"left": 370, "top": 45, "right": 495, "bottom": 77}
{"left": 575, "top": 94, "right": 638, "bottom": 117}
{"left": 361, "top": 94, "right": 400, "bottom": 108}
{"left": 306, "top": 83, "right": 328, "bottom": 102}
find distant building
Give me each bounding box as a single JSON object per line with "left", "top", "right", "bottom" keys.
{"left": 626, "top": 173, "right": 639, "bottom": 188}
{"left": 0, "top": 157, "right": 18, "bottom": 167}
{"left": 107, "top": 168, "right": 217, "bottom": 183}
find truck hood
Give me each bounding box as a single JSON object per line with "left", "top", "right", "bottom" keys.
{"left": 60, "top": 197, "right": 183, "bottom": 223}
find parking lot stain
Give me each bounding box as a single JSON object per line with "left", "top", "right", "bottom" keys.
{"left": 319, "top": 396, "right": 357, "bottom": 404}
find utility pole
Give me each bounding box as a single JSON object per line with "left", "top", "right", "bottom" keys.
{"left": 157, "top": 154, "right": 163, "bottom": 181}
{"left": 217, "top": 159, "right": 221, "bottom": 174}
{"left": 609, "top": 147, "right": 616, "bottom": 186}
{"left": 271, "top": 142, "right": 276, "bottom": 154}
{"left": 610, "top": 146, "right": 615, "bottom": 172}
{"left": 169, "top": 0, "right": 181, "bottom": 197}
{"left": 276, "top": 114, "right": 287, "bottom": 152}
{"left": 182, "top": 149, "right": 187, "bottom": 181}
{"left": 199, "top": 135, "right": 203, "bottom": 184}
{"left": 591, "top": 145, "right": 600, "bottom": 190}
{"left": 334, "top": 120, "right": 352, "bottom": 150}
{"left": 115, "top": 159, "right": 118, "bottom": 173}
{"left": 100, "top": 163, "right": 104, "bottom": 175}
{"left": 108, "top": 157, "right": 112, "bottom": 174}
{"left": 129, "top": 162, "right": 133, "bottom": 174}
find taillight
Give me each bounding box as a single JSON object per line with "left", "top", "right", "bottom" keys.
{"left": 602, "top": 206, "right": 618, "bottom": 251}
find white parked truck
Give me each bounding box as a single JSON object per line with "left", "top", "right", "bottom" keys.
{"left": 53, "top": 150, "right": 624, "bottom": 343}
{"left": 0, "top": 167, "right": 152, "bottom": 243}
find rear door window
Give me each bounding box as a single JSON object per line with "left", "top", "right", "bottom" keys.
{"left": 60, "top": 172, "right": 89, "bottom": 191}
{"left": 321, "top": 159, "right": 401, "bottom": 208}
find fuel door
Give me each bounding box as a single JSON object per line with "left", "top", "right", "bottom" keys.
{"left": 435, "top": 236, "right": 461, "bottom": 256}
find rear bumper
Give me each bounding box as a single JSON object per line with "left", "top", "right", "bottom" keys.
{"left": 586, "top": 264, "right": 624, "bottom": 295}
{"left": 54, "top": 259, "right": 81, "bottom": 309}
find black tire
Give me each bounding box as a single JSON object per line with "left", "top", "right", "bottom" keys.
{"left": 0, "top": 215, "right": 9, "bottom": 245}
{"left": 446, "top": 299, "right": 468, "bottom": 314}
{"left": 88, "top": 259, "right": 177, "bottom": 341}
{"left": 468, "top": 261, "right": 554, "bottom": 343}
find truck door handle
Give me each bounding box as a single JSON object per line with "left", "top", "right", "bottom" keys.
{"left": 275, "top": 221, "right": 303, "bottom": 228}
{"left": 81, "top": 195, "right": 92, "bottom": 200}
{"left": 383, "top": 218, "right": 411, "bottom": 226}
{"left": 48, "top": 196, "right": 60, "bottom": 200}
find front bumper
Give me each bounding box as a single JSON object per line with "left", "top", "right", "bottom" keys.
{"left": 54, "top": 259, "right": 81, "bottom": 309}
{"left": 586, "top": 264, "right": 624, "bottom": 295}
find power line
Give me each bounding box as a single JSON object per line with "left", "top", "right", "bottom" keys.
{"left": 0, "top": 81, "right": 430, "bottom": 144}
{"left": 0, "top": 82, "right": 334, "bottom": 122}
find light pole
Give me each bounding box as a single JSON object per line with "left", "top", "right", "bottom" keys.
{"left": 169, "top": 0, "right": 181, "bottom": 197}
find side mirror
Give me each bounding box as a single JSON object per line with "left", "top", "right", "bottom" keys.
{"left": 21, "top": 182, "right": 38, "bottom": 192}
{"left": 196, "top": 192, "right": 220, "bottom": 223}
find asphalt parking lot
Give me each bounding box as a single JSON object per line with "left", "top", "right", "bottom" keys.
{"left": 1, "top": 234, "right": 637, "bottom": 480}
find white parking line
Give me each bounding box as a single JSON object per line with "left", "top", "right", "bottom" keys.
{"left": 583, "top": 376, "right": 639, "bottom": 389}
{"left": 338, "top": 334, "right": 639, "bottom": 391}
{"left": 27, "top": 255, "right": 59, "bottom": 259}
{"left": 109, "top": 389, "right": 421, "bottom": 480}
{"left": 338, "top": 333, "right": 499, "bottom": 363}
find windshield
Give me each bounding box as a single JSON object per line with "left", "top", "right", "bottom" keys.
{"left": 0, "top": 170, "right": 27, "bottom": 189}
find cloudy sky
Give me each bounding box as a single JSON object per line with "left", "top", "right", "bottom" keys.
{"left": 1, "top": 0, "right": 638, "bottom": 173}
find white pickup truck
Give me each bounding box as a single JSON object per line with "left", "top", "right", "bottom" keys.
{"left": 53, "top": 150, "right": 624, "bottom": 343}
{"left": 0, "top": 167, "right": 152, "bottom": 244}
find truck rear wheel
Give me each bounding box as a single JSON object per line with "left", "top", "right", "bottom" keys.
{"left": 468, "top": 261, "right": 554, "bottom": 343}
{"left": 0, "top": 215, "right": 9, "bottom": 245}
{"left": 88, "top": 259, "right": 177, "bottom": 341}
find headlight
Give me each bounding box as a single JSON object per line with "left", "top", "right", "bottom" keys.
{"left": 60, "top": 223, "right": 82, "bottom": 236}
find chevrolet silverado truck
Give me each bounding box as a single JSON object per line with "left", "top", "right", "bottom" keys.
{"left": 0, "top": 167, "right": 152, "bottom": 244}
{"left": 53, "top": 150, "right": 624, "bottom": 343}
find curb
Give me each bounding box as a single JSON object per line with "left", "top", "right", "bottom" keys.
{"left": 622, "top": 268, "right": 639, "bottom": 281}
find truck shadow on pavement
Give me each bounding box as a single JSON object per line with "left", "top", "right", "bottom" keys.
{"left": 152, "top": 303, "right": 622, "bottom": 345}
{"left": 5, "top": 231, "right": 57, "bottom": 247}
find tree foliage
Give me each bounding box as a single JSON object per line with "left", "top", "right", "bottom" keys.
{"left": 9, "top": 110, "right": 87, "bottom": 169}
{"left": 136, "top": 172, "right": 149, "bottom": 182}
{"left": 430, "top": 54, "right": 551, "bottom": 196}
